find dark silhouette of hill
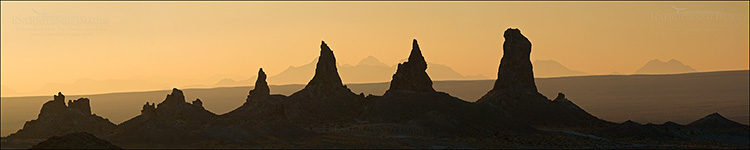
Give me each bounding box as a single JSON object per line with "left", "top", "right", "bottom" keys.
{"left": 635, "top": 59, "right": 696, "bottom": 74}
{"left": 595, "top": 113, "right": 748, "bottom": 148}
{"left": 532, "top": 60, "right": 587, "bottom": 77}
{"left": 688, "top": 113, "right": 749, "bottom": 131}
{"left": 476, "top": 28, "right": 612, "bottom": 129}
{"left": 29, "top": 132, "right": 121, "bottom": 149}
{"left": 4, "top": 93, "right": 116, "bottom": 140}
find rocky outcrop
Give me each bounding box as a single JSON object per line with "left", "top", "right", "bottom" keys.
{"left": 141, "top": 102, "right": 156, "bottom": 116}
{"left": 67, "top": 98, "right": 91, "bottom": 115}
{"left": 386, "top": 39, "right": 435, "bottom": 93}
{"left": 477, "top": 28, "right": 611, "bottom": 128}
{"left": 30, "top": 132, "right": 121, "bottom": 149}
{"left": 5, "top": 92, "right": 116, "bottom": 140}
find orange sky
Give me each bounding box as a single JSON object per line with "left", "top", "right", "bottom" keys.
{"left": 1, "top": 1, "right": 748, "bottom": 96}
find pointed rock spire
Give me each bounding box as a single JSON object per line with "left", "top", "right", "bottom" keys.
{"left": 249, "top": 68, "right": 270, "bottom": 97}
{"left": 492, "top": 28, "right": 537, "bottom": 93}
{"left": 304, "top": 41, "right": 345, "bottom": 93}
{"left": 386, "top": 39, "right": 435, "bottom": 93}
{"left": 408, "top": 39, "right": 427, "bottom": 69}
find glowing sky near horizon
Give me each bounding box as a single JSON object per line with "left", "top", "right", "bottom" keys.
{"left": 1, "top": 1, "right": 748, "bottom": 95}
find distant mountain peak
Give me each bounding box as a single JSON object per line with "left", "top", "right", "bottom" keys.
{"left": 636, "top": 59, "right": 696, "bottom": 74}
{"left": 356, "top": 55, "right": 388, "bottom": 67}
{"left": 532, "top": 60, "right": 587, "bottom": 78}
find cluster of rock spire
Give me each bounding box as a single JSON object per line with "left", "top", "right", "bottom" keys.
{"left": 5, "top": 28, "right": 747, "bottom": 149}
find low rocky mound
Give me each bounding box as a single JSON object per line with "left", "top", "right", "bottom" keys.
{"left": 30, "top": 132, "right": 121, "bottom": 149}
{"left": 5, "top": 92, "right": 116, "bottom": 140}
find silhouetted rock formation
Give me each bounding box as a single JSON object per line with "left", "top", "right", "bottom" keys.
{"left": 5, "top": 92, "right": 116, "bottom": 140}
{"left": 304, "top": 41, "right": 347, "bottom": 95}
{"left": 111, "top": 88, "right": 217, "bottom": 146}
{"left": 223, "top": 68, "right": 288, "bottom": 122}
{"left": 30, "top": 132, "right": 121, "bottom": 149}
{"left": 286, "top": 41, "right": 364, "bottom": 127}
{"left": 250, "top": 68, "right": 270, "bottom": 97}
{"left": 688, "top": 113, "right": 749, "bottom": 130}
{"left": 67, "top": 98, "right": 92, "bottom": 115}
{"left": 386, "top": 39, "right": 436, "bottom": 93}
{"left": 477, "top": 28, "right": 611, "bottom": 128}
{"left": 494, "top": 29, "right": 537, "bottom": 93}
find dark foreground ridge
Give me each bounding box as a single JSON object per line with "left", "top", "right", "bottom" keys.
{"left": 2, "top": 29, "right": 747, "bottom": 149}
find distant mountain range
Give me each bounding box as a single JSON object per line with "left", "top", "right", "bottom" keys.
{"left": 215, "top": 55, "right": 487, "bottom": 87}
{"left": 635, "top": 59, "right": 696, "bottom": 74}
{"left": 0, "top": 57, "right": 704, "bottom": 98}
{"left": 532, "top": 60, "right": 587, "bottom": 78}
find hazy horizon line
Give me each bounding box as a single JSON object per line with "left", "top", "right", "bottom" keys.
{"left": 2, "top": 69, "right": 746, "bottom": 98}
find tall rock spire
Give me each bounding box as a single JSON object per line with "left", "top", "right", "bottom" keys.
{"left": 492, "top": 28, "right": 537, "bottom": 93}
{"left": 304, "top": 41, "right": 346, "bottom": 93}
{"left": 386, "top": 39, "right": 435, "bottom": 93}
{"left": 249, "top": 68, "right": 270, "bottom": 97}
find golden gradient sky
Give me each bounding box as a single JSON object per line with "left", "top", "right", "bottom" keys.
{"left": 1, "top": 1, "right": 748, "bottom": 96}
